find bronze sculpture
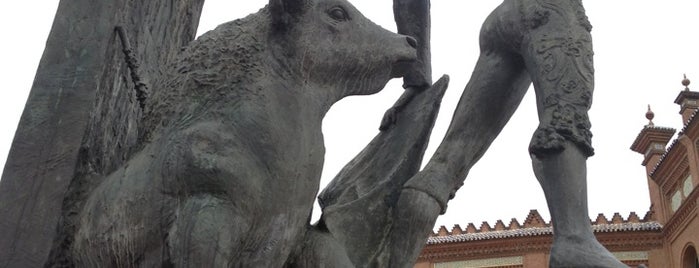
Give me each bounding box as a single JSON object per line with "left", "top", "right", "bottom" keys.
{"left": 385, "top": 0, "right": 627, "bottom": 267}
{"left": 0, "top": 0, "right": 628, "bottom": 267}
{"left": 68, "top": 0, "right": 419, "bottom": 266}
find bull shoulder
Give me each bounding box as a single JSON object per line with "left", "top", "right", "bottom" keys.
{"left": 158, "top": 122, "right": 270, "bottom": 201}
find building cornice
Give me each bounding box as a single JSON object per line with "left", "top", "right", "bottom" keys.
{"left": 650, "top": 108, "right": 699, "bottom": 177}
{"left": 631, "top": 126, "right": 676, "bottom": 154}
{"left": 420, "top": 211, "right": 664, "bottom": 263}
{"left": 650, "top": 142, "right": 687, "bottom": 184}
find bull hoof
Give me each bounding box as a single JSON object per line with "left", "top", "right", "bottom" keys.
{"left": 549, "top": 235, "right": 628, "bottom": 268}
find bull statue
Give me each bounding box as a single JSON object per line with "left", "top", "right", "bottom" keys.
{"left": 65, "top": 0, "right": 449, "bottom": 266}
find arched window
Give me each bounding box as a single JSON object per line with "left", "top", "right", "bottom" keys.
{"left": 682, "top": 245, "right": 699, "bottom": 268}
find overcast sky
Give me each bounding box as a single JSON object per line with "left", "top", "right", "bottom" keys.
{"left": 1, "top": 1, "right": 698, "bottom": 230}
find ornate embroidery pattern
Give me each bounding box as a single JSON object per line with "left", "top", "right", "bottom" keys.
{"left": 529, "top": 34, "right": 595, "bottom": 157}
{"left": 572, "top": 0, "right": 593, "bottom": 32}
{"left": 521, "top": 5, "right": 550, "bottom": 30}
{"left": 521, "top": 0, "right": 592, "bottom": 32}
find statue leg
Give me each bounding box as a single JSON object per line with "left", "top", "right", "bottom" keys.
{"left": 403, "top": 49, "right": 531, "bottom": 211}
{"left": 168, "top": 195, "right": 312, "bottom": 267}
{"left": 167, "top": 195, "right": 248, "bottom": 267}
{"left": 381, "top": 0, "right": 432, "bottom": 130}
{"left": 523, "top": 28, "right": 626, "bottom": 267}
{"left": 389, "top": 50, "right": 531, "bottom": 267}
{"left": 530, "top": 143, "right": 625, "bottom": 267}
{"left": 168, "top": 194, "right": 301, "bottom": 267}
{"left": 393, "top": 0, "right": 431, "bottom": 88}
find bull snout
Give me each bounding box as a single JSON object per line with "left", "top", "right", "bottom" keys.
{"left": 395, "top": 35, "right": 418, "bottom": 60}
{"left": 405, "top": 36, "right": 418, "bottom": 49}
{"left": 389, "top": 35, "right": 418, "bottom": 78}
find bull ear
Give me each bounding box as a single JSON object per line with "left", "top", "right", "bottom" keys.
{"left": 269, "top": 0, "right": 311, "bottom": 28}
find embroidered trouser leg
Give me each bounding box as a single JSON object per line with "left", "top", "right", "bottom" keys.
{"left": 524, "top": 29, "right": 595, "bottom": 158}
{"left": 403, "top": 0, "right": 595, "bottom": 212}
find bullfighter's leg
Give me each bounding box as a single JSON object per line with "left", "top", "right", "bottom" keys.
{"left": 406, "top": 47, "right": 532, "bottom": 210}
{"left": 523, "top": 24, "right": 626, "bottom": 267}
{"left": 389, "top": 49, "right": 531, "bottom": 267}
{"left": 530, "top": 142, "right": 625, "bottom": 268}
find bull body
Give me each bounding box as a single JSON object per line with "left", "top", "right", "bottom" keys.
{"left": 71, "top": 0, "right": 416, "bottom": 266}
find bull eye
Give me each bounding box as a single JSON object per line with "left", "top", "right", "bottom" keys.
{"left": 328, "top": 6, "right": 349, "bottom": 21}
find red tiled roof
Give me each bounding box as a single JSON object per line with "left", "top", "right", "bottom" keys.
{"left": 427, "top": 222, "right": 661, "bottom": 245}
{"left": 428, "top": 211, "right": 661, "bottom": 245}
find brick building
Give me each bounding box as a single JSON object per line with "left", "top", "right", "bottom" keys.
{"left": 416, "top": 76, "right": 699, "bottom": 268}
